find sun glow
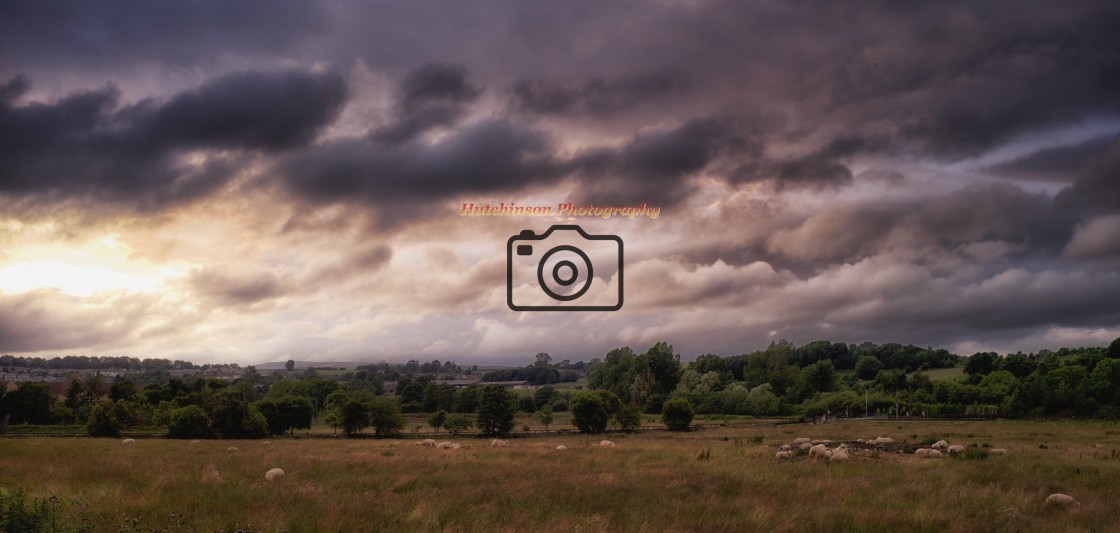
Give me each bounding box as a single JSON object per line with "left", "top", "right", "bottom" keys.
{"left": 0, "top": 233, "right": 192, "bottom": 297}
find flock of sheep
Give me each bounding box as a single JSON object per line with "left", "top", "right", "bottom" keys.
{"left": 116, "top": 433, "right": 1081, "bottom": 509}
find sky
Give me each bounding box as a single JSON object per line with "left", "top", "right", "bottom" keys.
{"left": 1, "top": 1, "right": 1119, "bottom": 366}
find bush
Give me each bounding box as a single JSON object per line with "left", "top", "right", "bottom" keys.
{"left": 662, "top": 397, "right": 694, "bottom": 431}
{"left": 167, "top": 405, "right": 213, "bottom": 439}
{"left": 0, "top": 487, "right": 64, "bottom": 532}
{"left": 368, "top": 399, "right": 405, "bottom": 437}
{"left": 86, "top": 399, "right": 121, "bottom": 438}
{"left": 570, "top": 391, "right": 617, "bottom": 434}
{"left": 476, "top": 386, "right": 517, "bottom": 437}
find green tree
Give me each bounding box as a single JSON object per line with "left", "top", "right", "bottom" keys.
{"left": 109, "top": 377, "right": 135, "bottom": 402}
{"left": 855, "top": 356, "right": 884, "bottom": 380}
{"left": 476, "top": 385, "right": 517, "bottom": 437}
{"left": 454, "top": 384, "right": 481, "bottom": 413}
{"left": 964, "top": 352, "right": 999, "bottom": 379}
{"left": 339, "top": 400, "right": 370, "bottom": 436}
{"left": 64, "top": 379, "right": 84, "bottom": 410}
{"left": 167, "top": 405, "right": 213, "bottom": 439}
{"left": 662, "top": 397, "right": 694, "bottom": 431}
{"left": 428, "top": 410, "right": 448, "bottom": 434}
{"left": 1108, "top": 337, "right": 1120, "bottom": 359}
{"left": 443, "top": 414, "right": 473, "bottom": 435}
{"left": 534, "top": 352, "right": 552, "bottom": 366}
{"left": 86, "top": 399, "right": 122, "bottom": 437}
{"left": 615, "top": 403, "right": 642, "bottom": 432}
{"left": 285, "top": 360, "right": 295, "bottom": 371}
{"left": 368, "top": 398, "right": 405, "bottom": 436}
{"left": 588, "top": 347, "right": 637, "bottom": 400}
{"left": 800, "top": 360, "right": 838, "bottom": 397}
{"left": 256, "top": 395, "right": 315, "bottom": 436}
{"left": 3, "top": 382, "right": 55, "bottom": 424}
{"left": 537, "top": 406, "right": 554, "bottom": 431}
{"left": 570, "top": 390, "right": 618, "bottom": 434}
{"left": 210, "top": 389, "right": 268, "bottom": 439}
{"left": 1000, "top": 353, "right": 1037, "bottom": 379}
{"left": 533, "top": 386, "right": 558, "bottom": 410}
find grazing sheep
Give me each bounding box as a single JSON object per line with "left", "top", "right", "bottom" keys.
{"left": 991, "top": 448, "right": 1007, "bottom": 455}
{"left": 490, "top": 439, "right": 509, "bottom": 447}
{"left": 932, "top": 440, "right": 949, "bottom": 450}
{"left": 947, "top": 444, "right": 965, "bottom": 454}
{"left": 414, "top": 439, "right": 437, "bottom": 447}
{"left": 1045, "top": 494, "right": 1079, "bottom": 507}
{"left": 793, "top": 438, "right": 812, "bottom": 445}
{"left": 227, "top": 447, "right": 240, "bottom": 452}
{"left": 799, "top": 442, "right": 813, "bottom": 450}
{"left": 599, "top": 440, "right": 616, "bottom": 448}
{"left": 873, "top": 437, "right": 894, "bottom": 445}
{"left": 809, "top": 444, "right": 831, "bottom": 459}
{"left": 811, "top": 439, "right": 832, "bottom": 445}
{"left": 775, "top": 450, "right": 793, "bottom": 460}
{"left": 556, "top": 445, "right": 567, "bottom": 451}
{"left": 451, "top": 444, "right": 462, "bottom": 450}
{"left": 829, "top": 450, "right": 849, "bottom": 462}
{"left": 262, "top": 441, "right": 270, "bottom": 445}
{"left": 915, "top": 448, "right": 931, "bottom": 457}
{"left": 265, "top": 468, "right": 284, "bottom": 481}
{"left": 927, "top": 449, "right": 943, "bottom": 458}
{"left": 436, "top": 441, "right": 454, "bottom": 449}
{"left": 856, "top": 438, "right": 866, "bottom": 444}
{"left": 779, "top": 444, "right": 792, "bottom": 451}
{"left": 122, "top": 439, "right": 135, "bottom": 444}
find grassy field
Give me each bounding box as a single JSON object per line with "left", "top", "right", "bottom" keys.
{"left": 3, "top": 420, "right": 1120, "bottom": 532}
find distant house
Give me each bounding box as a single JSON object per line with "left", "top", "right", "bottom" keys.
{"left": 438, "top": 379, "right": 483, "bottom": 389}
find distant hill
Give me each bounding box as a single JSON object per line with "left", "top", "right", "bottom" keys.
{"left": 254, "top": 361, "right": 368, "bottom": 370}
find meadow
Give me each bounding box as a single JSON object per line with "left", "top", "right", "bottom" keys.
{"left": 3, "top": 419, "right": 1120, "bottom": 532}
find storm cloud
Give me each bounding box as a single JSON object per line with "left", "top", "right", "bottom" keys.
{"left": 2, "top": 1, "right": 1119, "bottom": 363}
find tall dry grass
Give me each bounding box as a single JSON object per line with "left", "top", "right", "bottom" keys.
{"left": 2, "top": 419, "right": 1120, "bottom": 531}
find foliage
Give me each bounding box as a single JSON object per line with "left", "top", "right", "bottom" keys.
{"left": 338, "top": 400, "right": 370, "bottom": 436}
{"left": 442, "top": 414, "right": 473, "bottom": 435}
{"left": 428, "top": 410, "right": 447, "bottom": 433}
{"left": 570, "top": 390, "right": 619, "bottom": 434}
{"left": 167, "top": 405, "right": 213, "bottom": 439}
{"left": 85, "top": 399, "right": 121, "bottom": 438}
{"left": 855, "top": 356, "right": 884, "bottom": 380}
{"left": 661, "top": 397, "right": 694, "bottom": 431}
{"left": 476, "top": 386, "right": 517, "bottom": 437}
{"left": 368, "top": 399, "right": 405, "bottom": 437}
{"left": 536, "top": 407, "right": 554, "bottom": 430}
{"left": 615, "top": 404, "right": 642, "bottom": 432}
{"left": 1, "top": 382, "right": 56, "bottom": 424}
{"left": 256, "top": 395, "right": 314, "bottom": 436}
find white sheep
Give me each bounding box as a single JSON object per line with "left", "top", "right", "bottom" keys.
{"left": 450, "top": 444, "right": 462, "bottom": 450}
{"left": 227, "top": 446, "right": 240, "bottom": 452}
{"left": 265, "top": 468, "right": 284, "bottom": 481}
{"left": 856, "top": 438, "right": 866, "bottom": 444}
{"left": 490, "top": 439, "right": 509, "bottom": 447}
{"left": 779, "top": 444, "right": 792, "bottom": 451}
{"left": 599, "top": 440, "right": 616, "bottom": 448}
{"left": 436, "top": 441, "right": 454, "bottom": 449}
{"left": 932, "top": 440, "right": 949, "bottom": 450}
{"left": 556, "top": 445, "right": 567, "bottom": 451}
{"left": 262, "top": 441, "right": 270, "bottom": 445}
{"left": 799, "top": 442, "right": 813, "bottom": 450}
{"left": 811, "top": 439, "right": 832, "bottom": 445}
{"left": 809, "top": 444, "right": 831, "bottom": 459}
{"left": 991, "top": 448, "right": 1007, "bottom": 455}
{"left": 775, "top": 450, "right": 793, "bottom": 460}
{"left": 793, "top": 437, "right": 812, "bottom": 445}
{"left": 121, "top": 439, "right": 135, "bottom": 444}
{"left": 829, "top": 449, "right": 849, "bottom": 462}
{"left": 190, "top": 439, "right": 201, "bottom": 444}
{"left": 914, "top": 448, "right": 930, "bottom": 457}
{"left": 947, "top": 444, "right": 965, "bottom": 454}
{"left": 414, "top": 439, "right": 437, "bottom": 447}
{"left": 1045, "top": 493, "right": 1079, "bottom": 507}
{"left": 927, "top": 449, "right": 943, "bottom": 458}
{"left": 873, "top": 437, "right": 894, "bottom": 445}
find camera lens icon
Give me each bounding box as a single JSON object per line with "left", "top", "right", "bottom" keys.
{"left": 507, "top": 225, "right": 623, "bottom": 311}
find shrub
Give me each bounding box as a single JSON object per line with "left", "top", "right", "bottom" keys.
{"left": 662, "top": 397, "right": 694, "bottom": 431}
{"left": 86, "top": 400, "right": 122, "bottom": 438}
{"left": 167, "top": 405, "right": 213, "bottom": 439}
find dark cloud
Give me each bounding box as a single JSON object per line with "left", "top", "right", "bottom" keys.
{"left": 188, "top": 268, "right": 286, "bottom": 307}
{"left": 369, "top": 63, "right": 480, "bottom": 145}
{"left": 0, "top": 291, "right": 144, "bottom": 352}
{"left": 511, "top": 70, "right": 686, "bottom": 115}
{"left": 0, "top": 69, "right": 346, "bottom": 210}
{"left": 1055, "top": 137, "right": 1120, "bottom": 216}
{"left": 0, "top": 0, "right": 329, "bottom": 70}
{"left": 570, "top": 118, "right": 746, "bottom": 205}
{"left": 281, "top": 119, "right": 561, "bottom": 214}
{"left": 988, "top": 135, "right": 1117, "bottom": 183}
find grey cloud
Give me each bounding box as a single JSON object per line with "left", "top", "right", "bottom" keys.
{"left": 511, "top": 70, "right": 687, "bottom": 116}
{"left": 280, "top": 119, "right": 561, "bottom": 215}
{"left": 188, "top": 268, "right": 287, "bottom": 307}
{"left": 369, "top": 63, "right": 480, "bottom": 145}
{"left": 0, "top": 291, "right": 147, "bottom": 352}
{"left": 0, "top": 69, "right": 346, "bottom": 210}
{"left": 1055, "top": 137, "right": 1120, "bottom": 216}
{"left": 0, "top": 0, "right": 329, "bottom": 70}
{"left": 987, "top": 135, "right": 1117, "bottom": 183}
